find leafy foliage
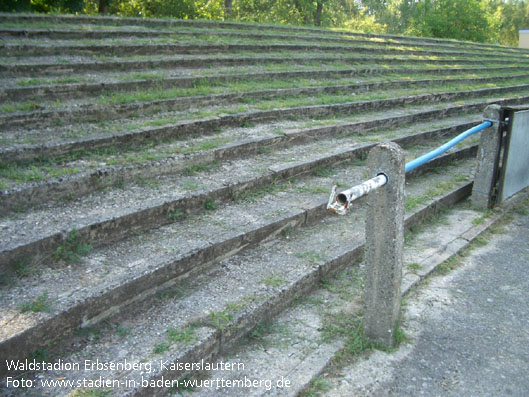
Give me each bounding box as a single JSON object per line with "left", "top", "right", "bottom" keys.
{"left": 3, "top": 0, "right": 528, "bottom": 46}
{"left": 406, "top": 0, "right": 492, "bottom": 43}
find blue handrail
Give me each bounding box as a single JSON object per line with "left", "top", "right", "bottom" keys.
{"left": 405, "top": 121, "right": 492, "bottom": 173}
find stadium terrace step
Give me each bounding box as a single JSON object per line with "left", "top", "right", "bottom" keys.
{"left": 0, "top": 27, "right": 526, "bottom": 61}
{"left": 1, "top": 12, "right": 528, "bottom": 55}
{"left": 1, "top": 13, "right": 527, "bottom": 396}
{"left": 2, "top": 54, "right": 528, "bottom": 77}
{"left": 2, "top": 72, "right": 528, "bottom": 128}
{"left": 0, "top": 146, "right": 476, "bottom": 392}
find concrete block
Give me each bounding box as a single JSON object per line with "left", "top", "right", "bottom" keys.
{"left": 363, "top": 142, "right": 405, "bottom": 347}
{"left": 472, "top": 105, "right": 503, "bottom": 209}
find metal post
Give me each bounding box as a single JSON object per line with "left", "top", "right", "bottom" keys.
{"left": 471, "top": 105, "right": 504, "bottom": 209}
{"left": 363, "top": 142, "right": 405, "bottom": 347}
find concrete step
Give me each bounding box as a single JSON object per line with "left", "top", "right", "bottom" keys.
{"left": 2, "top": 54, "right": 525, "bottom": 77}
{"left": 3, "top": 40, "right": 526, "bottom": 60}
{"left": 2, "top": 71, "right": 527, "bottom": 129}
{"left": 0, "top": 107, "right": 480, "bottom": 211}
{"left": 1, "top": 26, "right": 525, "bottom": 62}
{"left": 1, "top": 12, "right": 526, "bottom": 55}
{"left": 0, "top": 151, "right": 478, "bottom": 394}
{"left": 5, "top": 64, "right": 527, "bottom": 101}
{"left": 3, "top": 84, "right": 528, "bottom": 165}
{"left": 186, "top": 189, "right": 529, "bottom": 397}
{"left": 0, "top": 115, "right": 479, "bottom": 273}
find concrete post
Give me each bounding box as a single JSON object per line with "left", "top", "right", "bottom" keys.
{"left": 364, "top": 142, "right": 405, "bottom": 347}
{"left": 471, "top": 105, "right": 503, "bottom": 209}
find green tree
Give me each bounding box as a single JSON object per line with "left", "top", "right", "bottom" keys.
{"left": 353, "top": 0, "right": 416, "bottom": 34}
{"left": 498, "top": 0, "right": 529, "bottom": 46}
{"left": 0, "top": 0, "right": 31, "bottom": 12}
{"left": 407, "top": 0, "right": 492, "bottom": 42}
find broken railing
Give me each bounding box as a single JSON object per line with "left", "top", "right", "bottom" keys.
{"left": 326, "top": 104, "right": 521, "bottom": 348}
{"left": 327, "top": 120, "right": 492, "bottom": 215}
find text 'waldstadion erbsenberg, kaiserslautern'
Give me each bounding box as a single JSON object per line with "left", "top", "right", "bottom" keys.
{"left": 5, "top": 358, "right": 245, "bottom": 374}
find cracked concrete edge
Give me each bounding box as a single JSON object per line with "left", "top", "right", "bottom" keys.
{"left": 4, "top": 84, "right": 529, "bottom": 165}
{"left": 0, "top": 135, "right": 477, "bottom": 275}
{"left": 2, "top": 54, "right": 524, "bottom": 79}
{"left": 4, "top": 62, "right": 527, "bottom": 102}
{"left": 2, "top": 12, "right": 526, "bottom": 54}
{"left": 4, "top": 27, "right": 526, "bottom": 60}
{"left": 3, "top": 71, "right": 521, "bottom": 129}
{"left": 290, "top": 185, "right": 529, "bottom": 397}
{"left": 0, "top": 177, "right": 474, "bottom": 380}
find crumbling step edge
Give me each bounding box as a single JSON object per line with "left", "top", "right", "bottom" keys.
{"left": 0, "top": 148, "right": 474, "bottom": 377}
{"left": 2, "top": 85, "right": 528, "bottom": 165}
{"left": 3, "top": 71, "right": 527, "bottom": 129}
{"left": 0, "top": 12, "right": 525, "bottom": 54}
{"left": 128, "top": 181, "right": 476, "bottom": 397}
{"left": 0, "top": 115, "right": 479, "bottom": 213}
{"left": 287, "top": 186, "right": 529, "bottom": 397}
{"left": 3, "top": 65, "right": 527, "bottom": 102}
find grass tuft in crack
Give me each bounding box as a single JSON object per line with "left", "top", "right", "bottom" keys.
{"left": 54, "top": 228, "right": 92, "bottom": 263}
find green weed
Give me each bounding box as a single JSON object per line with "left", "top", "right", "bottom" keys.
{"left": 115, "top": 326, "right": 131, "bottom": 337}
{"left": 184, "top": 163, "right": 214, "bottom": 176}
{"left": 31, "top": 348, "right": 50, "bottom": 361}
{"left": 233, "top": 181, "right": 285, "bottom": 202}
{"left": 472, "top": 209, "right": 493, "bottom": 226}
{"left": 203, "top": 199, "right": 216, "bottom": 211}
{"left": 321, "top": 312, "right": 378, "bottom": 357}
{"left": 181, "top": 180, "right": 200, "bottom": 191}
{"left": 70, "top": 388, "right": 112, "bottom": 396}
{"left": 295, "top": 250, "right": 327, "bottom": 265}
{"left": 169, "top": 208, "right": 185, "bottom": 221}
{"left": 153, "top": 342, "right": 170, "bottom": 354}
{"left": 203, "top": 310, "right": 234, "bottom": 330}
{"left": 406, "top": 262, "right": 421, "bottom": 271}
{"left": 156, "top": 282, "right": 187, "bottom": 300}
{"left": 167, "top": 327, "right": 196, "bottom": 344}
{"left": 19, "top": 291, "right": 53, "bottom": 313}
{"left": 301, "top": 376, "right": 332, "bottom": 397}
{"left": 13, "top": 258, "right": 32, "bottom": 278}
{"left": 75, "top": 327, "right": 102, "bottom": 342}
{"left": 262, "top": 273, "right": 285, "bottom": 287}
{"left": 137, "top": 177, "right": 161, "bottom": 190}
{"left": 53, "top": 229, "right": 92, "bottom": 263}
{"left": 312, "top": 166, "right": 334, "bottom": 178}
{"left": 247, "top": 321, "right": 274, "bottom": 341}
{"left": 169, "top": 377, "right": 195, "bottom": 396}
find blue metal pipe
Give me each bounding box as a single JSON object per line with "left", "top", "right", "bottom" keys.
{"left": 405, "top": 121, "right": 492, "bottom": 173}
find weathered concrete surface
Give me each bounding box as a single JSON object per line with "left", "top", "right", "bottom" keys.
{"left": 364, "top": 142, "right": 405, "bottom": 347}
{"left": 4, "top": 86, "right": 528, "bottom": 166}
{"left": 0, "top": 40, "right": 506, "bottom": 59}
{"left": 328, "top": 204, "right": 529, "bottom": 397}
{"left": 2, "top": 27, "right": 527, "bottom": 59}
{"left": 4, "top": 65, "right": 525, "bottom": 102}
{"left": 2, "top": 55, "right": 523, "bottom": 77}
{"left": 1, "top": 12, "right": 527, "bottom": 57}
{"left": 4, "top": 73, "right": 524, "bottom": 129}
{"left": 471, "top": 104, "right": 504, "bottom": 209}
